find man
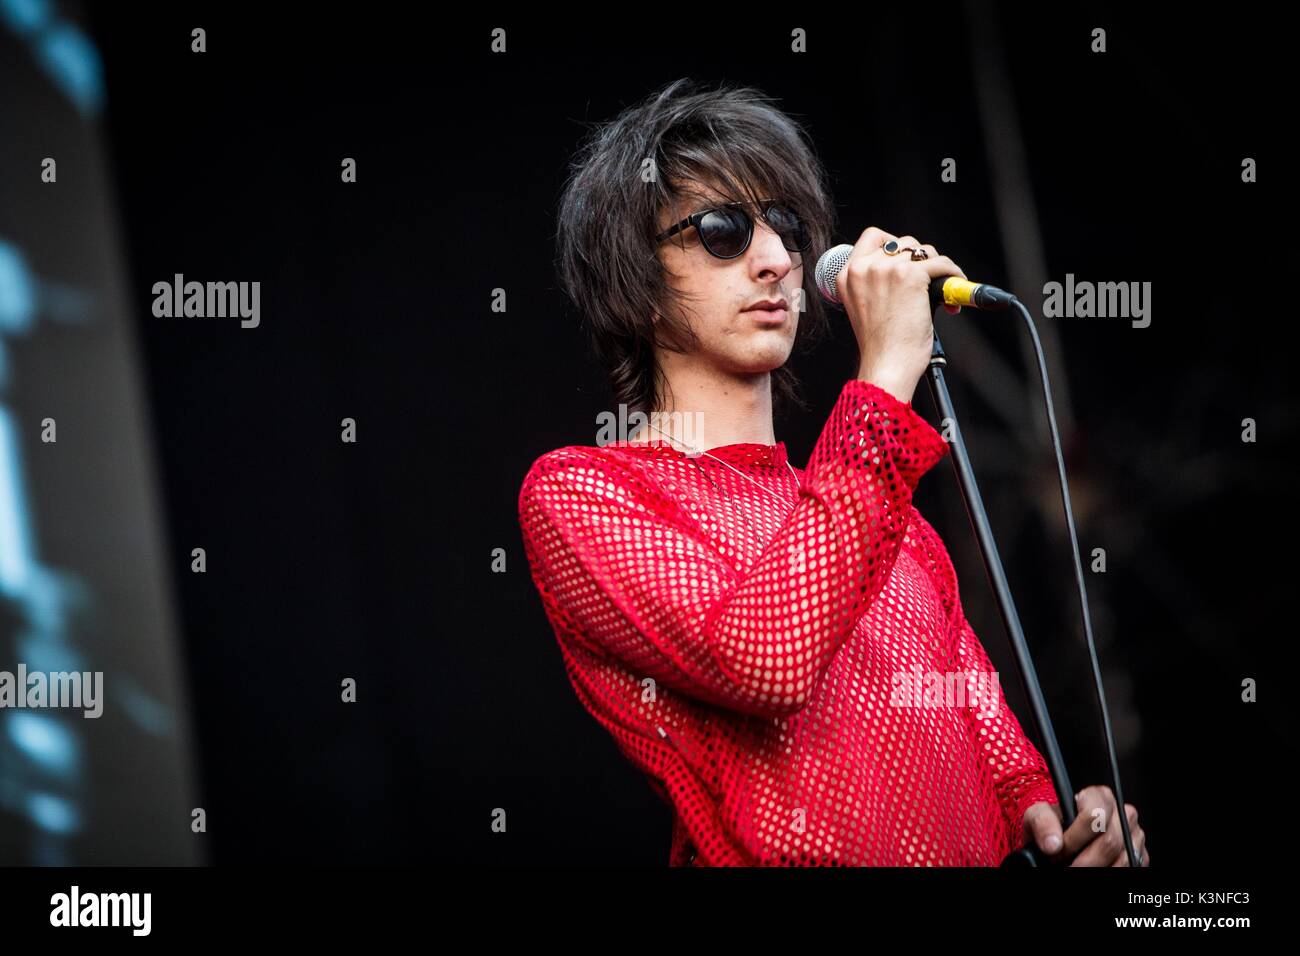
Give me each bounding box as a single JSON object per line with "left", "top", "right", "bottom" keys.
{"left": 518, "top": 78, "right": 1147, "bottom": 866}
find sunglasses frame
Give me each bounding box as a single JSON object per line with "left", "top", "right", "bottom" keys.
{"left": 654, "top": 199, "right": 812, "bottom": 259}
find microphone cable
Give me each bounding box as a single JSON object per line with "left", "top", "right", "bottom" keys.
{"left": 1004, "top": 295, "right": 1140, "bottom": 868}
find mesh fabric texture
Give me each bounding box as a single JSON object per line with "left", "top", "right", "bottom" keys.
{"left": 518, "top": 378, "right": 1058, "bottom": 865}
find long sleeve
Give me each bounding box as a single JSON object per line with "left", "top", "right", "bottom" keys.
{"left": 517, "top": 378, "right": 950, "bottom": 719}
{"left": 949, "top": 610, "right": 1060, "bottom": 848}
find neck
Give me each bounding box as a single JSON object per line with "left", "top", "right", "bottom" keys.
{"left": 629, "top": 356, "right": 777, "bottom": 451}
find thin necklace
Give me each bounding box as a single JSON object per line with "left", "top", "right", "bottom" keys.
{"left": 637, "top": 418, "right": 801, "bottom": 508}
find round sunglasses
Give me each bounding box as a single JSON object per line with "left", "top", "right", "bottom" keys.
{"left": 654, "top": 199, "right": 812, "bottom": 259}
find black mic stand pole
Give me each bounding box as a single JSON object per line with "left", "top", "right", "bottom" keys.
{"left": 925, "top": 328, "right": 1077, "bottom": 866}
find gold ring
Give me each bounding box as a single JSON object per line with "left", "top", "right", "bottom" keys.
{"left": 881, "top": 239, "right": 928, "bottom": 260}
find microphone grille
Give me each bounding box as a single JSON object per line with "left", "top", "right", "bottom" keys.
{"left": 814, "top": 243, "right": 855, "bottom": 305}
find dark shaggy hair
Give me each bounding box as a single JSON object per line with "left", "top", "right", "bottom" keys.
{"left": 554, "top": 78, "right": 838, "bottom": 418}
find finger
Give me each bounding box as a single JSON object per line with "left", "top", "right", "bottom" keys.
{"left": 839, "top": 227, "right": 899, "bottom": 301}
{"left": 1111, "top": 828, "right": 1146, "bottom": 866}
{"left": 1108, "top": 806, "right": 1144, "bottom": 867}
{"left": 1022, "top": 803, "right": 1064, "bottom": 856}
{"left": 896, "top": 239, "right": 966, "bottom": 292}
{"left": 853, "top": 226, "right": 898, "bottom": 260}
{"left": 914, "top": 254, "right": 969, "bottom": 287}
{"left": 899, "top": 240, "right": 954, "bottom": 269}
{"left": 893, "top": 239, "right": 968, "bottom": 282}
{"left": 1112, "top": 816, "right": 1144, "bottom": 863}
{"left": 1061, "top": 786, "right": 1116, "bottom": 858}
{"left": 1110, "top": 814, "right": 1144, "bottom": 867}
{"left": 892, "top": 235, "right": 924, "bottom": 254}
{"left": 864, "top": 230, "right": 925, "bottom": 268}
{"left": 1070, "top": 801, "right": 1130, "bottom": 867}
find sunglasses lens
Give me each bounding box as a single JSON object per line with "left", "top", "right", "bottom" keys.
{"left": 698, "top": 206, "right": 751, "bottom": 258}
{"left": 766, "top": 203, "right": 811, "bottom": 251}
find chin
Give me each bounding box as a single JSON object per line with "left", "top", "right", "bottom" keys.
{"left": 730, "top": 347, "right": 794, "bottom": 373}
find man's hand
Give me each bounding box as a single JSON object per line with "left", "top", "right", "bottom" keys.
{"left": 840, "top": 226, "right": 968, "bottom": 404}
{"left": 1022, "top": 785, "right": 1149, "bottom": 866}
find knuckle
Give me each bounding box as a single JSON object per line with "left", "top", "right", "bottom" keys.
{"left": 885, "top": 263, "right": 912, "bottom": 284}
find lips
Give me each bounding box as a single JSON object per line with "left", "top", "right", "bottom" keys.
{"left": 743, "top": 297, "right": 789, "bottom": 326}
{"left": 745, "top": 306, "right": 789, "bottom": 326}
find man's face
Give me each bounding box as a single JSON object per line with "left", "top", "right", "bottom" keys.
{"left": 654, "top": 181, "right": 803, "bottom": 377}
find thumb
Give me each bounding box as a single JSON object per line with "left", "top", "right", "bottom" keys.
{"left": 943, "top": 303, "right": 961, "bottom": 314}
{"left": 1023, "top": 803, "right": 1063, "bottom": 855}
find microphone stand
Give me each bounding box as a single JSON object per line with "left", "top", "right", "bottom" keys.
{"left": 924, "top": 329, "right": 1077, "bottom": 866}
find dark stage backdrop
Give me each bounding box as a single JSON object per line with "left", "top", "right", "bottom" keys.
{"left": 35, "top": 3, "right": 1291, "bottom": 865}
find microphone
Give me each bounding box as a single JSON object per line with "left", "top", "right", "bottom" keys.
{"left": 814, "top": 243, "right": 1016, "bottom": 311}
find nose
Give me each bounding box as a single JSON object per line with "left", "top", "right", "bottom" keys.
{"left": 747, "top": 218, "right": 797, "bottom": 282}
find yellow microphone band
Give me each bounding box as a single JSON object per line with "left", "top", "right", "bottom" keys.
{"left": 941, "top": 277, "right": 982, "bottom": 307}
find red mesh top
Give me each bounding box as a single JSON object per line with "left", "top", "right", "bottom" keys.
{"left": 518, "top": 378, "right": 1058, "bottom": 865}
